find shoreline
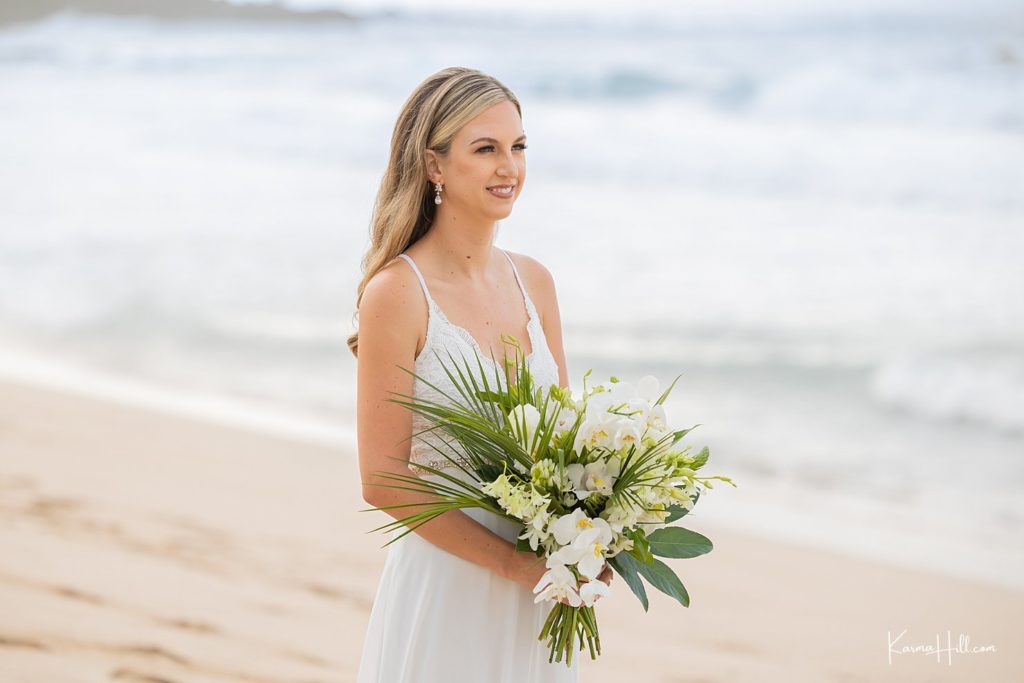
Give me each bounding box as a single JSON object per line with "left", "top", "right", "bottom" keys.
{"left": 1, "top": 344, "right": 1021, "bottom": 593}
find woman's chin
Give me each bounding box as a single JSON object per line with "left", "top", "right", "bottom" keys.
{"left": 486, "top": 203, "right": 515, "bottom": 220}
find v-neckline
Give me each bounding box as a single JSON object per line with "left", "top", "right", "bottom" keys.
{"left": 398, "top": 248, "right": 540, "bottom": 369}
{"left": 429, "top": 300, "right": 537, "bottom": 367}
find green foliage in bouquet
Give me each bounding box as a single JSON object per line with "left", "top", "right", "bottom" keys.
{"left": 361, "top": 334, "right": 736, "bottom": 666}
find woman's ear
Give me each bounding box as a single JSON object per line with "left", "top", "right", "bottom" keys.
{"left": 423, "top": 148, "right": 442, "bottom": 184}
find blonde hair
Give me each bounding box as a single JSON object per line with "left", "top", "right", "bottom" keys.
{"left": 346, "top": 67, "right": 521, "bottom": 358}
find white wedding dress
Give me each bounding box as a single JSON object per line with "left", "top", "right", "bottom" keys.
{"left": 356, "top": 249, "right": 579, "bottom": 682}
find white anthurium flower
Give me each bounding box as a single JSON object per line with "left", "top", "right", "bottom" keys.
{"left": 579, "top": 578, "right": 611, "bottom": 607}
{"left": 547, "top": 519, "right": 614, "bottom": 580}
{"left": 508, "top": 403, "right": 541, "bottom": 452}
{"left": 533, "top": 563, "right": 582, "bottom": 606}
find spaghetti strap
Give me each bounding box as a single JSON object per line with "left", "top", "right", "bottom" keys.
{"left": 397, "top": 253, "right": 434, "bottom": 307}
{"left": 501, "top": 249, "right": 538, "bottom": 318}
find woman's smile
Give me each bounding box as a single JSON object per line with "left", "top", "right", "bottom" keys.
{"left": 487, "top": 184, "right": 516, "bottom": 198}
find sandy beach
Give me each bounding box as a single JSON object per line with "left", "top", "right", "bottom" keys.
{"left": 1, "top": 377, "right": 1021, "bottom": 682}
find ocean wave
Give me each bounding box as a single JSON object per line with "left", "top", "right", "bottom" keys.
{"left": 0, "top": 0, "right": 357, "bottom": 28}
{"left": 869, "top": 349, "right": 1024, "bottom": 434}
{"left": 564, "top": 322, "right": 886, "bottom": 369}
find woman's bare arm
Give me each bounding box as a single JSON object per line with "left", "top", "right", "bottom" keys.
{"left": 356, "top": 261, "right": 543, "bottom": 588}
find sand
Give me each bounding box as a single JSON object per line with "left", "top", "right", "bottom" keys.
{"left": 0, "top": 377, "right": 1021, "bottom": 682}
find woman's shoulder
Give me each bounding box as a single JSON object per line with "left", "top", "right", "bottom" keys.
{"left": 503, "top": 249, "right": 555, "bottom": 291}
{"left": 359, "top": 255, "right": 429, "bottom": 333}
{"left": 503, "top": 249, "right": 557, "bottom": 325}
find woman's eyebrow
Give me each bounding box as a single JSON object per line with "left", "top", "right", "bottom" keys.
{"left": 469, "top": 134, "right": 528, "bottom": 145}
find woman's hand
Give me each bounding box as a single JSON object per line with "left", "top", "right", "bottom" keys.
{"left": 595, "top": 563, "right": 614, "bottom": 592}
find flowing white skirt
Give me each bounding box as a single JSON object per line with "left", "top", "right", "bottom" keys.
{"left": 356, "top": 475, "right": 580, "bottom": 683}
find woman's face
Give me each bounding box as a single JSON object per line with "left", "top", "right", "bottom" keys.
{"left": 426, "top": 99, "right": 527, "bottom": 222}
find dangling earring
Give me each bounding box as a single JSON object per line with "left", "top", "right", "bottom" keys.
{"left": 434, "top": 182, "right": 443, "bottom": 205}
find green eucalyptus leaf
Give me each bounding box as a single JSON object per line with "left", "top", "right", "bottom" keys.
{"left": 635, "top": 556, "right": 690, "bottom": 608}
{"left": 647, "top": 526, "right": 713, "bottom": 559}
{"left": 608, "top": 553, "right": 648, "bottom": 612}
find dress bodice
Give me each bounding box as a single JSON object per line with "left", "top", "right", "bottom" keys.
{"left": 395, "top": 249, "right": 561, "bottom": 474}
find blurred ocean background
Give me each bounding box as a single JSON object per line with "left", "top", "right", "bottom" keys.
{"left": 1, "top": 0, "right": 1022, "bottom": 587}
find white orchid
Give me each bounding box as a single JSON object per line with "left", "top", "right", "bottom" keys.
{"left": 600, "top": 499, "right": 641, "bottom": 534}
{"left": 565, "top": 456, "right": 621, "bottom": 499}
{"left": 550, "top": 404, "right": 578, "bottom": 434}
{"left": 547, "top": 519, "right": 614, "bottom": 580}
{"left": 573, "top": 377, "right": 662, "bottom": 455}
{"left": 579, "top": 578, "right": 611, "bottom": 607}
{"left": 572, "top": 416, "right": 600, "bottom": 454}
{"left": 481, "top": 473, "right": 512, "bottom": 501}
{"left": 518, "top": 506, "right": 553, "bottom": 551}
{"left": 548, "top": 508, "right": 597, "bottom": 546}
{"left": 533, "top": 563, "right": 582, "bottom": 607}
{"left": 606, "top": 532, "right": 635, "bottom": 557}
{"left": 647, "top": 402, "right": 667, "bottom": 431}
{"left": 611, "top": 418, "right": 643, "bottom": 451}
{"left": 636, "top": 374, "right": 660, "bottom": 399}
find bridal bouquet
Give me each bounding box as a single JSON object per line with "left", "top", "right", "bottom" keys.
{"left": 364, "top": 335, "right": 735, "bottom": 666}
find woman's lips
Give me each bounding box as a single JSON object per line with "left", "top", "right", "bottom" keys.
{"left": 487, "top": 185, "right": 515, "bottom": 198}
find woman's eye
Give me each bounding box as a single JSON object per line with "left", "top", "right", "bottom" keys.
{"left": 477, "top": 144, "right": 528, "bottom": 152}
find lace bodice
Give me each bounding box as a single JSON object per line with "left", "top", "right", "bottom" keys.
{"left": 396, "top": 249, "right": 561, "bottom": 474}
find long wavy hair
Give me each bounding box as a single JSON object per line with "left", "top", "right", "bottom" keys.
{"left": 346, "top": 67, "right": 521, "bottom": 358}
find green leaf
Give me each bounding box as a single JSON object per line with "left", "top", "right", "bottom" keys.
{"left": 670, "top": 424, "right": 701, "bottom": 447}
{"left": 635, "top": 557, "right": 690, "bottom": 608}
{"left": 608, "top": 553, "right": 649, "bottom": 612}
{"left": 654, "top": 373, "right": 683, "bottom": 406}
{"left": 647, "top": 526, "right": 713, "bottom": 559}
{"left": 625, "top": 528, "right": 653, "bottom": 564}
{"left": 664, "top": 505, "right": 688, "bottom": 523}
{"left": 665, "top": 489, "right": 701, "bottom": 523}
{"left": 514, "top": 535, "right": 543, "bottom": 555}
{"left": 689, "top": 445, "right": 709, "bottom": 470}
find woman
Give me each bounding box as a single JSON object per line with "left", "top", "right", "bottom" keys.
{"left": 349, "top": 67, "right": 612, "bottom": 682}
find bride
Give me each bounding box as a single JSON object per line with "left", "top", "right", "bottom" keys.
{"left": 348, "top": 67, "right": 612, "bottom": 682}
